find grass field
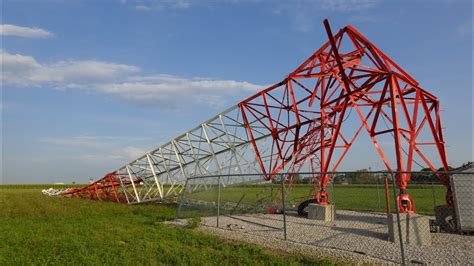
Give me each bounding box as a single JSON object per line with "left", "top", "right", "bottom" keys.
{"left": 185, "top": 184, "right": 446, "bottom": 215}
{"left": 0, "top": 186, "right": 333, "bottom": 265}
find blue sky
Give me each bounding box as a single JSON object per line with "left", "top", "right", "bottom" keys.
{"left": 1, "top": 0, "right": 472, "bottom": 184}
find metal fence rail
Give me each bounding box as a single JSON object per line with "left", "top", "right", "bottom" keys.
{"left": 177, "top": 171, "right": 473, "bottom": 265}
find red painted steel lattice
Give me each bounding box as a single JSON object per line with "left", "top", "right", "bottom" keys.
{"left": 238, "top": 20, "right": 449, "bottom": 212}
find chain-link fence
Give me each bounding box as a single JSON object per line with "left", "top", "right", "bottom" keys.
{"left": 176, "top": 171, "right": 473, "bottom": 265}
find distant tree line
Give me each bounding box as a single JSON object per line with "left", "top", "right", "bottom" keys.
{"left": 276, "top": 163, "right": 470, "bottom": 185}
{"left": 334, "top": 169, "right": 382, "bottom": 184}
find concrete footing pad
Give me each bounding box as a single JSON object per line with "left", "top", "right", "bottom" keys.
{"left": 307, "top": 204, "right": 335, "bottom": 222}
{"left": 388, "top": 213, "right": 431, "bottom": 246}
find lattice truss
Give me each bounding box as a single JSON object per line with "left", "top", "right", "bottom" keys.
{"left": 62, "top": 107, "right": 273, "bottom": 204}
{"left": 61, "top": 20, "right": 450, "bottom": 211}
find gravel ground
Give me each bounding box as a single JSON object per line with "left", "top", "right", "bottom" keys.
{"left": 196, "top": 210, "right": 473, "bottom": 265}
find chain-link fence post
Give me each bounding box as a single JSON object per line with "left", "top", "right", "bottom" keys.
{"left": 280, "top": 174, "right": 287, "bottom": 240}
{"left": 384, "top": 174, "right": 391, "bottom": 217}
{"left": 431, "top": 181, "right": 437, "bottom": 208}
{"left": 331, "top": 177, "right": 336, "bottom": 213}
{"left": 376, "top": 176, "right": 381, "bottom": 212}
{"left": 217, "top": 175, "right": 221, "bottom": 228}
{"left": 176, "top": 178, "right": 190, "bottom": 219}
{"left": 390, "top": 172, "right": 407, "bottom": 266}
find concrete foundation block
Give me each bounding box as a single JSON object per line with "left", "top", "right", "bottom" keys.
{"left": 307, "top": 204, "right": 334, "bottom": 222}
{"left": 388, "top": 213, "right": 431, "bottom": 246}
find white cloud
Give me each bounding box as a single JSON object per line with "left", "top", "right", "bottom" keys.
{"left": 0, "top": 50, "right": 40, "bottom": 69}
{"left": 0, "top": 24, "right": 54, "bottom": 38}
{"left": 126, "top": 0, "right": 191, "bottom": 11}
{"left": 456, "top": 20, "right": 472, "bottom": 37}
{"left": 44, "top": 135, "right": 151, "bottom": 163}
{"left": 349, "top": 14, "right": 377, "bottom": 23}
{"left": 78, "top": 154, "right": 124, "bottom": 164}
{"left": 1, "top": 50, "right": 139, "bottom": 86}
{"left": 317, "top": 0, "right": 377, "bottom": 12}
{"left": 44, "top": 136, "right": 109, "bottom": 148}
{"left": 95, "top": 75, "right": 261, "bottom": 108}
{"left": 33, "top": 60, "right": 139, "bottom": 84}
{"left": 126, "top": 0, "right": 267, "bottom": 11}
{"left": 173, "top": 0, "right": 191, "bottom": 9}
{"left": 272, "top": 0, "right": 378, "bottom": 32}
{"left": 1, "top": 50, "right": 263, "bottom": 109}
{"left": 43, "top": 135, "right": 152, "bottom": 148}
{"left": 123, "top": 146, "right": 147, "bottom": 158}
{"left": 77, "top": 145, "right": 146, "bottom": 164}
{"left": 134, "top": 5, "right": 152, "bottom": 11}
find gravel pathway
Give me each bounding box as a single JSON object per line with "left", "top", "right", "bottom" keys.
{"left": 198, "top": 224, "right": 392, "bottom": 264}
{"left": 198, "top": 210, "right": 473, "bottom": 265}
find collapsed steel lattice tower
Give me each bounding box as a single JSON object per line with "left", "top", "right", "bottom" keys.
{"left": 61, "top": 20, "right": 450, "bottom": 212}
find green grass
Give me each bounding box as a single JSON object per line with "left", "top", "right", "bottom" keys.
{"left": 0, "top": 186, "right": 333, "bottom": 265}
{"left": 185, "top": 184, "right": 445, "bottom": 215}
{"left": 0, "top": 184, "right": 87, "bottom": 189}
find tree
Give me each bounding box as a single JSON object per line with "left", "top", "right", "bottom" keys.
{"left": 346, "top": 169, "right": 378, "bottom": 184}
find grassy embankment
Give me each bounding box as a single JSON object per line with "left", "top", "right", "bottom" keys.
{"left": 0, "top": 186, "right": 333, "bottom": 265}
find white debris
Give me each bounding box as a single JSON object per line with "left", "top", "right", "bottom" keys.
{"left": 42, "top": 188, "right": 65, "bottom": 196}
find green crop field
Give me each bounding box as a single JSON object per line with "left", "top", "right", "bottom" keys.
{"left": 0, "top": 186, "right": 333, "bottom": 265}
{"left": 184, "top": 184, "right": 446, "bottom": 215}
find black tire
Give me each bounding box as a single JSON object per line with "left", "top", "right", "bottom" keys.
{"left": 297, "top": 199, "right": 318, "bottom": 216}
